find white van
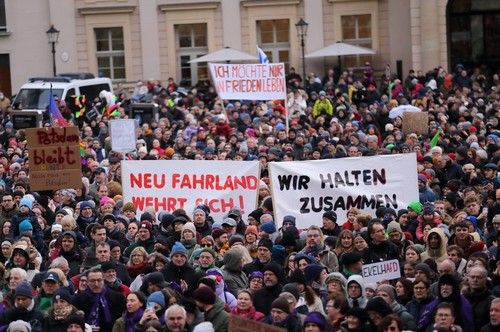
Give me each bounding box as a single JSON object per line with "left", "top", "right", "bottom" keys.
{"left": 12, "top": 75, "right": 113, "bottom": 112}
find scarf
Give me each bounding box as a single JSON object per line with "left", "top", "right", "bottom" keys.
{"left": 182, "top": 238, "right": 196, "bottom": 249}
{"left": 124, "top": 308, "right": 144, "bottom": 332}
{"left": 87, "top": 287, "right": 112, "bottom": 326}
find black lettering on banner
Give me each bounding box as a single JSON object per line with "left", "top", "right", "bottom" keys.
{"left": 299, "top": 197, "right": 310, "bottom": 213}
{"left": 299, "top": 194, "right": 399, "bottom": 214}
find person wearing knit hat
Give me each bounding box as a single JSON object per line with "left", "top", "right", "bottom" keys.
{"left": 211, "top": 228, "right": 227, "bottom": 242}
{"left": 259, "top": 221, "right": 276, "bottom": 236}
{"left": 414, "top": 262, "right": 433, "bottom": 282}
{"left": 262, "top": 295, "right": 302, "bottom": 331}
{"left": 282, "top": 215, "right": 296, "bottom": 228}
{"left": 11, "top": 245, "right": 30, "bottom": 268}
{"left": 325, "top": 272, "right": 348, "bottom": 294}
{"left": 322, "top": 211, "right": 341, "bottom": 237}
{"left": 64, "top": 314, "right": 86, "bottom": 331}
{"left": 244, "top": 225, "right": 258, "bottom": 238}
{"left": 193, "top": 286, "right": 230, "bottom": 332}
{"left": 170, "top": 241, "right": 188, "bottom": 258}
{"left": 366, "top": 296, "right": 393, "bottom": 326}
{"left": 7, "top": 320, "right": 31, "bottom": 332}
{"left": 18, "top": 219, "right": 33, "bottom": 234}
{"left": 344, "top": 307, "right": 369, "bottom": 330}
{"left": 147, "top": 290, "right": 166, "bottom": 310}
{"left": 340, "top": 251, "right": 364, "bottom": 276}
{"left": 192, "top": 322, "right": 215, "bottom": 332}
{"left": 228, "top": 234, "right": 244, "bottom": 247}
{"left": 407, "top": 200, "right": 423, "bottom": 214}
{"left": 19, "top": 197, "right": 33, "bottom": 210}
{"left": 247, "top": 208, "right": 264, "bottom": 226}
{"left": 303, "top": 311, "right": 326, "bottom": 331}
{"left": 303, "top": 264, "right": 326, "bottom": 285}
{"left": 376, "top": 284, "right": 416, "bottom": 331}
{"left": 53, "top": 287, "right": 73, "bottom": 304}
{"left": 15, "top": 281, "right": 34, "bottom": 299}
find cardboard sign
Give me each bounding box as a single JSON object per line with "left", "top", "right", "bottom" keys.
{"left": 269, "top": 154, "right": 419, "bottom": 228}
{"left": 110, "top": 119, "right": 136, "bottom": 152}
{"left": 209, "top": 63, "right": 287, "bottom": 100}
{"left": 402, "top": 112, "right": 428, "bottom": 135}
{"left": 362, "top": 259, "right": 401, "bottom": 284}
{"left": 26, "top": 127, "right": 82, "bottom": 191}
{"left": 228, "top": 315, "right": 286, "bottom": 332}
{"left": 121, "top": 160, "right": 259, "bottom": 220}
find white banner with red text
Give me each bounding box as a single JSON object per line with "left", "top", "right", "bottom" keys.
{"left": 121, "top": 160, "right": 260, "bottom": 221}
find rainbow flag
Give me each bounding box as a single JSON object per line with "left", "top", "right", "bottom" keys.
{"left": 48, "top": 86, "right": 68, "bottom": 127}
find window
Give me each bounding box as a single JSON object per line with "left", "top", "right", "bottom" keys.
{"left": 175, "top": 23, "right": 208, "bottom": 86}
{"left": 341, "top": 14, "right": 372, "bottom": 68}
{"left": 258, "top": 19, "right": 290, "bottom": 71}
{"left": 0, "top": 1, "right": 6, "bottom": 32}
{"left": 95, "top": 27, "right": 126, "bottom": 80}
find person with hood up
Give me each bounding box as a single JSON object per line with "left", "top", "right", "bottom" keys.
{"left": 416, "top": 204, "right": 442, "bottom": 242}
{"left": 376, "top": 284, "right": 416, "bottom": 331}
{"left": 221, "top": 248, "right": 248, "bottom": 296}
{"left": 387, "top": 220, "right": 413, "bottom": 260}
{"left": 417, "top": 274, "right": 473, "bottom": 332}
{"left": 420, "top": 227, "right": 448, "bottom": 263}
{"left": 161, "top": 241, "right": 196, "bottom": 295}
{"left": 205, "top": 268, "right": 237, "bottom": 309}
{"left": 75, "top": 200, "right": 98, "bottom": 235}
{"left": 5, "top": 244, "right": 38, "bottom": 282}
{"left": 346, "top": 275, "right": 367, "bottom": 309}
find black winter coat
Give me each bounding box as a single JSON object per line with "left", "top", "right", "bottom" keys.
{"left": 253, "top": 283, "right": 282, "bottom": 316}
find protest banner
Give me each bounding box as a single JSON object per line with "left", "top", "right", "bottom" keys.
{"left": 402, "top": 112, "right": 428, "bottom": 135}
{"left": 26, "top": 127, "right": 82, "bottom": 191}
{"left": 269, "top": 154, "right": 419, "bottom": 228}
{"left": 228, "top": 315, "right": 286, "bottom": 332}
{"left": 362, "top": 259, "right": 401, "bottom": 284}
{"left": 121, "top": 160, "right": 259, "bottom": 220}
{"left": 209, "top": 63, "right": 287, "bottom": 100}
{"left": 110, "top": 119, "right": 136, "bottom": 152}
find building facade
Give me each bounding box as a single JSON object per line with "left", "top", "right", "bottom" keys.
{"left": 0, "top": 0, "right": 498, "bottom": 95}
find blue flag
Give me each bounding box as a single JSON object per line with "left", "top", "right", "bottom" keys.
{"left": 48, "top": 85, "right": 68, "bottom": 127}
{"left": 257, "top": 45, "right": 269, "bottom": 64}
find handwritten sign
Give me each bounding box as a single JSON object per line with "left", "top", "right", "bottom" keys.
{"left": 26, "top": 127, "right": 82, "bottom": 191}
{"left": 228, "top": 315, "right": 286, "bottom": 332}
{"left": 362, "top": 259, "right": 401, "bottom": 284}
{"left": 121, "top": 160, "right": 259, "bottom": 220}
{"left": 110, "top": 119, "right": 136, "bottom": 152}
{"left": 209, "top": 63, "right": 287, "bottom": 100}
{"left": 269, "top": 154, "right": 418, "bottom": 228}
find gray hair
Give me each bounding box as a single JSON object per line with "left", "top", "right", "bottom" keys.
{"left": 9, "top": 268, "right": 27, "bottom": 281}
{"left": 50, "top": 257, "right": 69, "bottom": 269}
{"left": 165, "top": 304, "right": 186, "bottom": 320}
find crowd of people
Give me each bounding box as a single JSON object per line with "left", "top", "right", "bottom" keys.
{"left": 0, "top": 61, "right": 497, "bottom": 332}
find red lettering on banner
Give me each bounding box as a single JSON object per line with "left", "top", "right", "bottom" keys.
{"left": 36, "top": 127, "right": 80, "bottom": 145}
{"left": 131, "top": 196, "right": 187, "bottom": 212}
{"left": 194, "top": 197, "right": 242, "bottom": 213}
{"left": 130, "top": 173, "right": 166, "bottom": 189}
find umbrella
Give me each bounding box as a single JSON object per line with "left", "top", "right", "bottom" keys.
{"left": 189, "top": 46, "right": 258, "bottom": 63}
{"left": 389, "top": 105, "right": 421, "bottom": 119}
{"left": 305, "top": 41, "right": 375, "bottom": 58}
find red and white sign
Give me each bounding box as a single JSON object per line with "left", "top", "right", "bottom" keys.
{"left": 121, "top": 160, "right": 259, "bottom": 220}
{"left": 362, "top": 259, "right": 401, "bottom": 284}
{"left": 209, "top": 63, "right": 287, "bottom": 100}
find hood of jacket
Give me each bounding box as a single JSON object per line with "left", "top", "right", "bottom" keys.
{"left": 223, "top": 248, "right": 243, "bottom": 272}
{"left": 424, "top": 227, "right": 448, "bottom": 260}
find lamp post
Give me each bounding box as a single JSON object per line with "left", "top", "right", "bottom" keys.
{"left": 46, "top": 25, "right": 60, "bottom": 76}
{"left": 295, "top": 18, "right": 308, "bottom": 87}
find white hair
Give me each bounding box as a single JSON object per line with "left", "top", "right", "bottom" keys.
{"left": 165, "top": 304, "right": 186, "bottom": 320}
{"left": 9, "top": 267, "right": 27, "bottom": 280}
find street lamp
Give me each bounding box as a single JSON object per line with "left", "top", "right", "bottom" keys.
{"left": 46, "top": 25, "right": 60, "bottom": 76}
{"left": 295, "top": 18, "right": 308, "bottom": 87}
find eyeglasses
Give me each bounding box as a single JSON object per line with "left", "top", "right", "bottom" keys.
{"left": 201, "top": 243, "right": 212, "bottom": 248}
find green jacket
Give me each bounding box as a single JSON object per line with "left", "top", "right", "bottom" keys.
{"left": 205, "top": 300, "right": 230, "bottom": 332}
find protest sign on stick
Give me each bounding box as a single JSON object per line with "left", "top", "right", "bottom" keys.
{"left": 110, "top": 119, "right": 136, "bottom": 152}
